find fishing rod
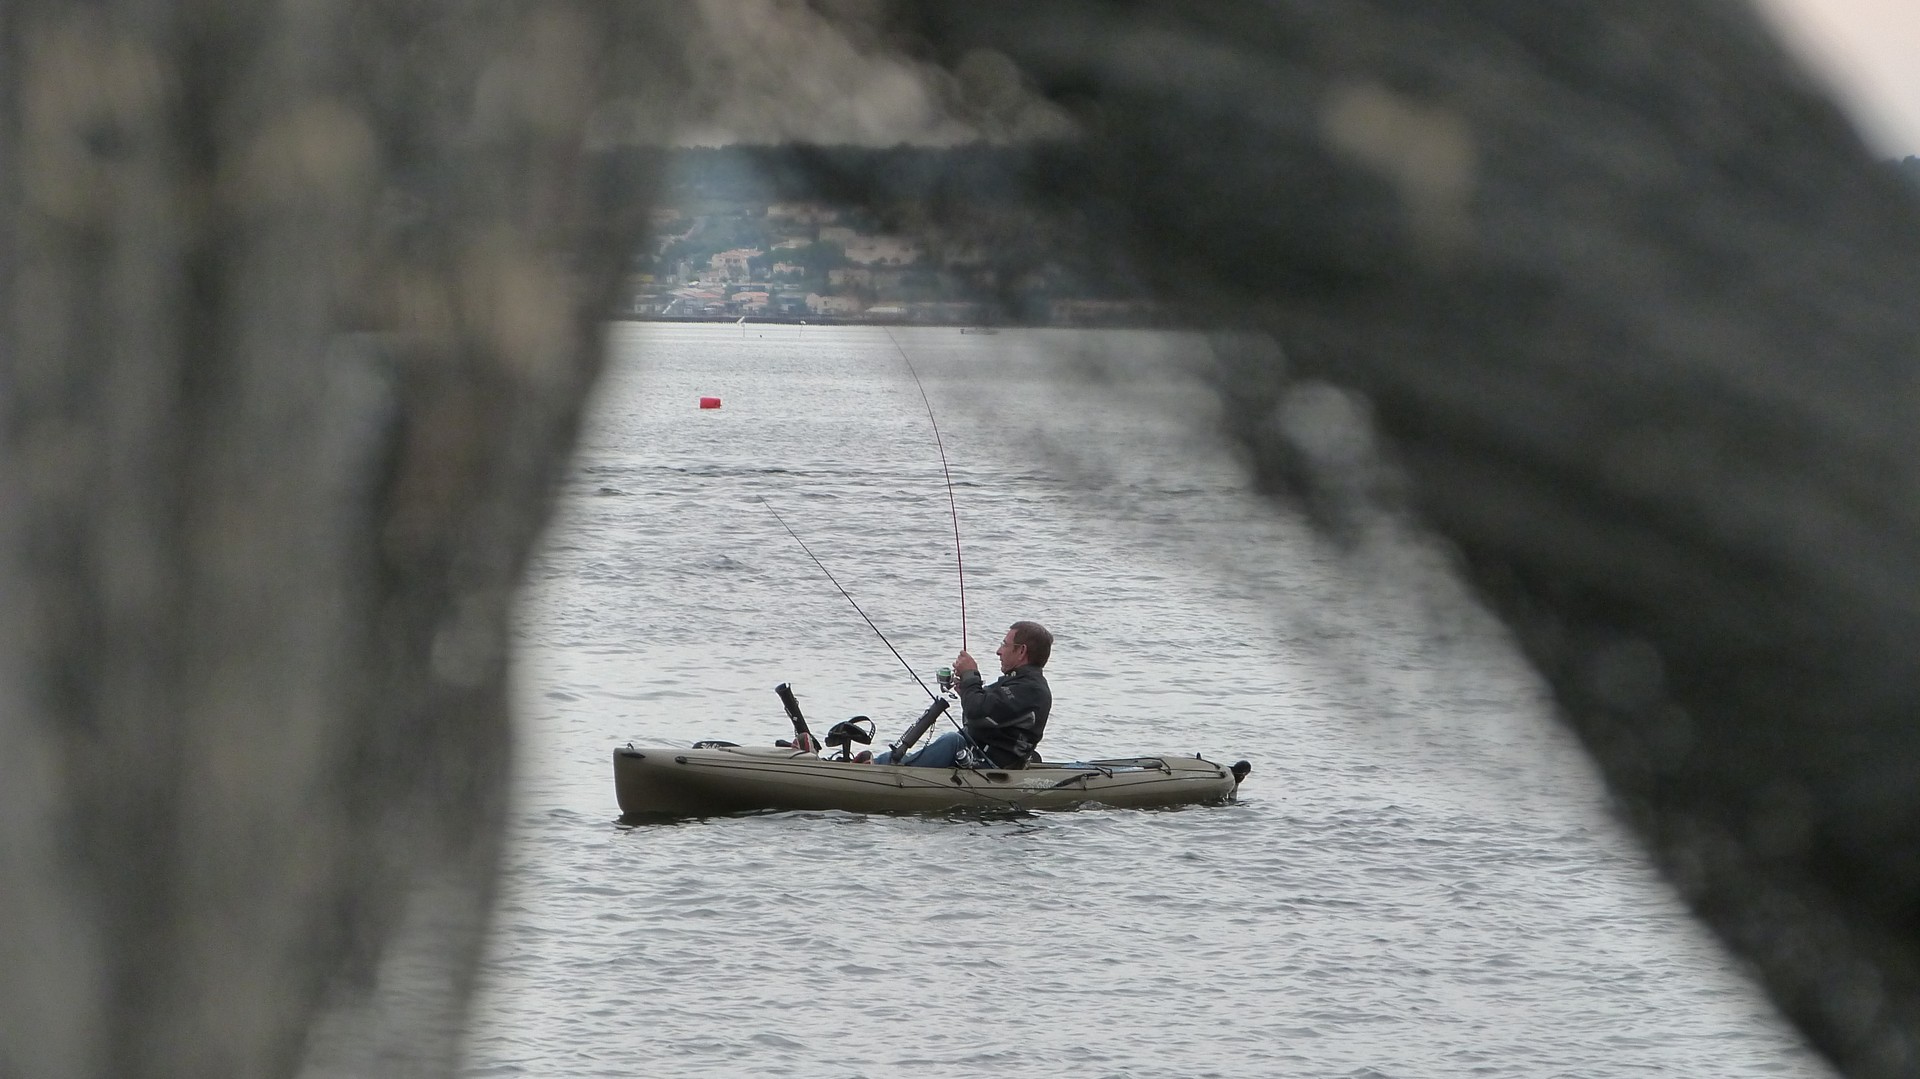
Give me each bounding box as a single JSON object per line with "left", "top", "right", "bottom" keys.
{"left": 882, "top": 327, "right": 968, "bottom": 653}
{"left": 756, "top": 495, "right": 938, "bottom": 702}
{"left": 758, "top": 495, "right": 958, "bottom": 760}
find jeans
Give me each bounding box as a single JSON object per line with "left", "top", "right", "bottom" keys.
{"left": 873, "top": 729, "right": 968, "bottom": 767}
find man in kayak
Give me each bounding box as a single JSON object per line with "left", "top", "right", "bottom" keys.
{"left": 875, "top": 620, "right": 1053, "bottom": 768}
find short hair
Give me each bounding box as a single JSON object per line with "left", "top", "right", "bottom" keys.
{"left": 1009, "top": 620, "right": 1053, "bottom": 668}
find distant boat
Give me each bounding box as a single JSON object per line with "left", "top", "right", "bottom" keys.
{"left": 959, "top": 326, "right": 1000, "bottom": 335}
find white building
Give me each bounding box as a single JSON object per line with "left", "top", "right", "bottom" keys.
{"left": 707, "top": 248, "right": 763, "bottom": 281}
{"left": 806, "top": 293, "right": 864, "bottom": 316}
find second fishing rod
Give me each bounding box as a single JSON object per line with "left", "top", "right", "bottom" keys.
{"left": 759, "top": 328, "right": 972, "bottom": 761}
{"left": 756, "top": 495, "right": 951, "bottom": 760}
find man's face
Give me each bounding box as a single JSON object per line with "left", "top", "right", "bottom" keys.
{"left": 995, "top": 628, "right": 1026, "bottom": 673}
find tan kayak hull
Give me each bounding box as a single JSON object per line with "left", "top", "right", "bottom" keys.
{"left": 613, "top": 745, "right": 1244, "bottom": 819}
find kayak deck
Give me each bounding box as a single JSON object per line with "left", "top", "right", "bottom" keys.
{"left": 614, "top": 744, "right": 1247, "bottom": 820}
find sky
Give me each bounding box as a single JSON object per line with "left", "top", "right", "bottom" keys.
{"left": 1755, "top": 0, "right": 1920, "bottom": 156}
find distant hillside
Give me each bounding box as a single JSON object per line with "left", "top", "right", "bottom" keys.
{"left": 615, "top": 144, "right": 1157, "bottom": 326}
{"left": 619, "top": 148, "right": 1920, "bottom": 326}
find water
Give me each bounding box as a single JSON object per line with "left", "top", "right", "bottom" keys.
{"left": 469, "top": 323, "right": 1834, "bottom": 1078}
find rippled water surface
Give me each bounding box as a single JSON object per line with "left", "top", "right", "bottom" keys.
{"left": 468, "top": 323, "right": 1834, "bottom": 1078}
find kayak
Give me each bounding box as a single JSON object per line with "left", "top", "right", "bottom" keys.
{"left": 613, "top": 743, "right": 1250, "bottom": 819}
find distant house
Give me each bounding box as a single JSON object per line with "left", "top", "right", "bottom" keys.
{"left": 863, "top": 305, "right": 908, "bottom": 321}
{"left": 806, "top": 293, "right": 863, "bottom": 316}
{"left": 770, "top": 261, "right": 805, "bottom": 278}
{"left": 623, "top": 272, "right": 667, "bottom": 316}
{"left": 665, "top": 285, "right": 727, "bottom": 317}
{"left": 844, "top": 235, "right": 923, "bottom": 266}
{"left": 828, "top": 266, "right": 872, "bottom": 288}
{"left": 729, "top": 290, "right": 770, "bottom": 314}
{"left": 708, "top": 248, "right": 763, "bottom": 281}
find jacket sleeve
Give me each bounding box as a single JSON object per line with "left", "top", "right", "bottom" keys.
{"left": 957, "top": 671, "right": 1041, "bottom": 733}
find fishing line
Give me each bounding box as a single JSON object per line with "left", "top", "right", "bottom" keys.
{"left": 883, "top": 327, "right": 968, "bottom": 652}
{"left": 756, "top": 496, "right": 937, "bottom": 701}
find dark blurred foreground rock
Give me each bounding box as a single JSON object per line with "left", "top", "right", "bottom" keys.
{"left": 891, "top": 5, "right": 1920, "bottom": 1074}
{"left": 5, "top": 2, "right": 1920, "bottom": 1076}
{"left": 1, "top": 2, "right": 677, "bottom": 1075}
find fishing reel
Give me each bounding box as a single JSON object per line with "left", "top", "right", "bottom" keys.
{"left": 936, "top": 666, "right": 955, "bottom": 694}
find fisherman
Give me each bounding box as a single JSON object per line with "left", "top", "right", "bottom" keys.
{"left": 875, "top": 620, "right": 1053, "bottom": 768}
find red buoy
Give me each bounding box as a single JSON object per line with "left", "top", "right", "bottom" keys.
{"left": 698, "top": 396, "right": 721, "bottom": 409}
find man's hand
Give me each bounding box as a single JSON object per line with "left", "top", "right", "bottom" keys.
{"left": 952, "top": 649, "right": 977, "bottom": 676}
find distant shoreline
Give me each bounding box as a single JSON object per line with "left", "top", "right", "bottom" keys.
{"left": 610, "top": 314, "right": 1168, "bottom": 330}
{"left": 614, "top": 314, "right": 918, "bottom": 327}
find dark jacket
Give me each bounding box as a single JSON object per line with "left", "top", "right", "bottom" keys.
{"left": 956, "top": 664, "right": 1051, "bottom": 768}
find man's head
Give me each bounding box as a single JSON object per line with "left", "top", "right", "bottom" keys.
{"left": 995, "top": 620, "right": 1053, "bottom": 672}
